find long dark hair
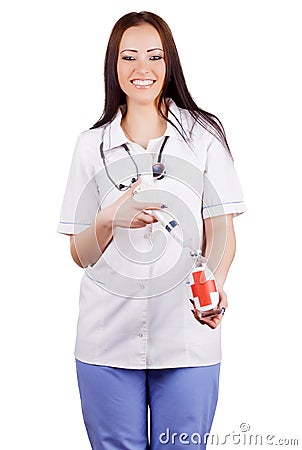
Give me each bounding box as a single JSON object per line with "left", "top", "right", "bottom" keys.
{"left": 91, "top": 11, "right": 231, "bottom": 155}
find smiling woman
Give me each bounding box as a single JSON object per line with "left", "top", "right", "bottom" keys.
{"left": 57, "top": 10, "right": 246, "bottom": 450}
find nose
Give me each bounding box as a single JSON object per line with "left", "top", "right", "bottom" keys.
{"left": 134, "top": 56, "right": 150, "bottom": 74}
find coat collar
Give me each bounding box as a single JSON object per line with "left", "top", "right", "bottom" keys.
{"left": 102, "top": 100, "right": 189, "bottom": 152}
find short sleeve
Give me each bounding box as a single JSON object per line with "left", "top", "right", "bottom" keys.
{"left": 57, "top": 132, "right": 100, "bottom": 235}
{"left": 202, "top": 136, "right": 247, "bottom": 219}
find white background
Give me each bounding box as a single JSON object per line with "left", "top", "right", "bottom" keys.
{"left": 1, "top": 0, "right": 301, "bottom": 448}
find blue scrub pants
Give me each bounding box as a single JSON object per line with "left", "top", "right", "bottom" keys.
{"left": 76, "top": 359, "right": 220, "bottom": 449}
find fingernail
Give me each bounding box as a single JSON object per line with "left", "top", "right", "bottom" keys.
{"left": 161, "top": 204, "right": 168, "bottom": 209}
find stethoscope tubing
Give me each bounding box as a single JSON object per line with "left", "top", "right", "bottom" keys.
{"left": 99, "top": 136, "right": 169, "bottom": 190}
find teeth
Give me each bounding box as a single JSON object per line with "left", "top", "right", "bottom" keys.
{"left": 132, "top": 79, "right": 154, "bottom": 86}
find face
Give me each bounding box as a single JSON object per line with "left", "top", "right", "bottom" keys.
{"left": 117, "top": 24, "right": 166, "bottom": 107}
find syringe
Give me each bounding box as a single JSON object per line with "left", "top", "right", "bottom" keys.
{"left": 134, "top": 178, "right": 205, "bottom": 261}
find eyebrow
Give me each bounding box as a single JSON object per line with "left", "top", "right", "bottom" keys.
{"left": 120, "top": 47, "right": 164, "bottom": 54}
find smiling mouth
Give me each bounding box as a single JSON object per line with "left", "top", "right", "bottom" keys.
{"left": 131, "top": 79, "right": 156, "bottom": 89}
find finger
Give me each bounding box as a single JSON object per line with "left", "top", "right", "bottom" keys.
{"left": 201, "top": 318, "right": 219, "bottom": 329}
{"left": 191, "top": 310, "right": 205, "bottom": 325}
{"left": 202, "top": 314, "right": 223, "bottom": 329}
{"left": 140, "top": 212, "right": 157, "bottom": 224}
{"left": 133, "top": 201, "right": 163, "bottom": 211}
{"left": 217, "top": 299, "right": 228, "bottom": 311}
{"left": 142, "top": 211, "right": 159, "bottom": 223}
{"left": 128, "top": 211, "right": 156, "bottom": 228}
{"left": 139, "top": 212, "right": 157, "bottom": 224}
{"left": 122, "top": 178, "right": 142, "bottom": 199}
{"left": 131, "top": 177, "right": 142, "bottom": 188}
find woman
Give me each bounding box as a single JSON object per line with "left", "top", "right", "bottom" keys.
{"left": 58, "top": 11, "right": 246, "bottom": 450}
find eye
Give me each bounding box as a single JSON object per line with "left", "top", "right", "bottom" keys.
{"left": 122, "top": 55, "right": 135, "bottom": 61}
{"left": 150, "top": 55, "right": 163, "bottom": 61}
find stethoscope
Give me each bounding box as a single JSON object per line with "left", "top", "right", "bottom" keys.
{"left": 100, "top": 136, "right": 169, "bottom": 191}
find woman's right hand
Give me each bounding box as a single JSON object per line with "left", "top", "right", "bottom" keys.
{"left": 99, "top": 178, "right": 163, "bottom": 229}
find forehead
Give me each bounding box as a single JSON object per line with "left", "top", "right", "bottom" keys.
{"left": 119, "top": 24, "right": 163, "bottom": 50}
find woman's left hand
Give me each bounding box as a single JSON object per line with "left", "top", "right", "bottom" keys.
{"left": 200, "top": 289, "right": 228, "bottom": 329}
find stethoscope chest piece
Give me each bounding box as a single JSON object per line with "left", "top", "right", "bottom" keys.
{"left": 152, "top": 162, "right": 166, "bottom": 180}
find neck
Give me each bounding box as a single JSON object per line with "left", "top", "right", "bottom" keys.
{"left": 121, "top": 100, "right": 168, "bottom": 149}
